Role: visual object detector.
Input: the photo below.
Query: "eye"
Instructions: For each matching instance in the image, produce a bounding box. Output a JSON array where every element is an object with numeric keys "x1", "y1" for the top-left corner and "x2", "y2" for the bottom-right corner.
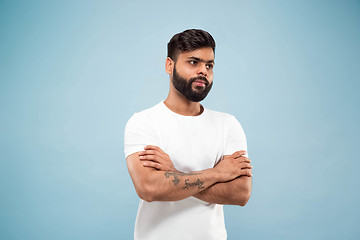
[
  {"x1": 189, "y1": 60, "x2": 198, "y2": 65},
  {"x1": 206, "y1": 64, "x2": 214, "y2": 69}
]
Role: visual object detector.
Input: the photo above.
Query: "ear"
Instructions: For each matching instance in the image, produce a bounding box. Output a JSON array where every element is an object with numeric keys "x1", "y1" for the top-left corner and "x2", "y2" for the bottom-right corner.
[{"x1": 165, "y1": 57, "x2": 174, "y2": 74}]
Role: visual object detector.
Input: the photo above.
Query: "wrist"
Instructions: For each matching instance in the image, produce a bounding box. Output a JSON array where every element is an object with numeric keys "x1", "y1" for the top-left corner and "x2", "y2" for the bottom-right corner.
[{"x1": 207, "y1": 167, "x2": 224, "y2": 183}]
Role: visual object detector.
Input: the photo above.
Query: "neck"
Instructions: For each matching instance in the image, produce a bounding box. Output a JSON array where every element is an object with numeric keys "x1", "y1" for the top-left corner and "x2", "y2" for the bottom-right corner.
[{"x1": 164, "y1": 90, "x2": 203, "y2": 116}]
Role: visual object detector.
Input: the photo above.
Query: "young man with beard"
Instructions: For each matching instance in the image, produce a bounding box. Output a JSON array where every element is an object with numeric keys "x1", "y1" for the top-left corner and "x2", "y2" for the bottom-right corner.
[{"x1": 124, "y1": 29, "x2": 252, "y2": 240}]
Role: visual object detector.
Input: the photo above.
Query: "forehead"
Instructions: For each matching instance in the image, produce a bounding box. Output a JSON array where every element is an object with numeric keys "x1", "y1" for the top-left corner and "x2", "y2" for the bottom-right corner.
[{"x1": 177, "y1": 47, "x2": 215, "y2": 62}]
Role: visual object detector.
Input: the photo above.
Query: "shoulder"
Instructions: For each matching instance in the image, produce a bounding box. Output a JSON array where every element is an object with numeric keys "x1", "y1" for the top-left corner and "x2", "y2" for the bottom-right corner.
[
  {"x1": 124, "y1": 104, "x2": 163, "y2": 157},
  {"x1": 126, "y1": 102, "x2": 163, "y2": 125}
]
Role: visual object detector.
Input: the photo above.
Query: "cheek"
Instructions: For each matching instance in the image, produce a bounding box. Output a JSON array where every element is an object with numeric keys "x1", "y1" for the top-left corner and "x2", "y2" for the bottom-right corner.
[
  {"x1": 207, "y1": 73, "x2": 214, "y2": 82},
  {"x1": 183, "y1": 67, "x2": 196, "y2": 77},
  {"x1": 175, "y1": 63, "x2": 193, "y2": 77}
]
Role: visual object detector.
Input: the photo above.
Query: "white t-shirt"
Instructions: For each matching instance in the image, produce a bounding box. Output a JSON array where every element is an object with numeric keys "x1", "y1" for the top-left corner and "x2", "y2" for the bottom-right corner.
[{"x1": 124, "y1": 102, "x2": 248, "y2": 240}]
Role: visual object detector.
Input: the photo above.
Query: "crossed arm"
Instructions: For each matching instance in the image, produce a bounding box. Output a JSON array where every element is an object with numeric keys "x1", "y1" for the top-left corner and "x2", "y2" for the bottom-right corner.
[{"x1": 126, "y1": 145, "x2": 252, "y2": 206}]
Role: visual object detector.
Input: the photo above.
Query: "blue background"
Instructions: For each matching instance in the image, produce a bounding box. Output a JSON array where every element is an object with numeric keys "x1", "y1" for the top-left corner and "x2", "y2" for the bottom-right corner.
[{"x1": 1, "y1": 0, "x2": 359, "y2": 239}]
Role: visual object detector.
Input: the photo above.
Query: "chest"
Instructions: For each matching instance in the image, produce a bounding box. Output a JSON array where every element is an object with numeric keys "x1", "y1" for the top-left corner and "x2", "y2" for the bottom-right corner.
[{"x1": 156, "y1": 117, "x2": 225, "y2": 172}]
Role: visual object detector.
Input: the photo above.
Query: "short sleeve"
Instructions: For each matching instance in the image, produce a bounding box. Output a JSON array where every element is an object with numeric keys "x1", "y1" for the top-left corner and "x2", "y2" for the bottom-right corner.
[
  {"x1": 224, "y1": 116, "x2": 248, "y2": 157},
  {"x1": 124, "y1": 112, "x2": 159, "y2": 158}
]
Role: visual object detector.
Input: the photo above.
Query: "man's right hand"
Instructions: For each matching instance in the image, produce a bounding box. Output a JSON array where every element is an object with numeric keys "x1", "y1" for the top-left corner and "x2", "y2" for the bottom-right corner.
[{"x1": 214, "y1": 151, "x2": 252, "y2": 182}]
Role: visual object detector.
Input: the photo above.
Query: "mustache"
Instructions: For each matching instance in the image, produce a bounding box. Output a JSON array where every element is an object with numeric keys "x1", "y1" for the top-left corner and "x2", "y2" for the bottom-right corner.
[{"x1": 189, "y1": 76, "x2": 209, "y2": 86}]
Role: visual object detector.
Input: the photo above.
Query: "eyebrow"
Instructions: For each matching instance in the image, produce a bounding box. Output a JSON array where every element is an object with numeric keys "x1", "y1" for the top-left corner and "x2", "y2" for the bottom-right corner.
[{"x1": 187, "y1": 57, "x2": 215, "y2": 64}]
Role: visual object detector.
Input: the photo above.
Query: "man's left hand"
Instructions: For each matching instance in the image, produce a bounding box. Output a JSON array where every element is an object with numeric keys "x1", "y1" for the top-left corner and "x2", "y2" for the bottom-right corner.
[{"x1": 138, "y1": 145, "x2": 176, "y2": 171}]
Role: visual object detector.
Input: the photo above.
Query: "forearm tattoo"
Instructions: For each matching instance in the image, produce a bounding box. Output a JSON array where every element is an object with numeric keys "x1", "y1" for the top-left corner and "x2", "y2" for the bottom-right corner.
[
  {"x1": 183, "y1": 178, "x2": 204, "y2": 190},
  {"x1": 164, "y1": 171, "x2": 204, "y2": 190}
]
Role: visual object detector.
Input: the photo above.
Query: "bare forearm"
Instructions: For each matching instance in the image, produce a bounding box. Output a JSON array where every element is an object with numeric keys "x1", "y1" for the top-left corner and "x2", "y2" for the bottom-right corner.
[
  {"x1": 127, "y1": 149, "x2": 251, "y2": 203},
  {"x1": 194, "y1": 176, "x2": 252, "y2": 206},
  {"x1": 134, "y1": 168, "x2": 219, "y2": 202}
]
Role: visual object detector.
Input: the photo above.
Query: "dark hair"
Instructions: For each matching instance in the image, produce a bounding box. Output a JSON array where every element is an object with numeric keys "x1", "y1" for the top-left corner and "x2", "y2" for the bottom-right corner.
[{"x1": 167, "y1": 29, "x2": 216, "y2": 61}]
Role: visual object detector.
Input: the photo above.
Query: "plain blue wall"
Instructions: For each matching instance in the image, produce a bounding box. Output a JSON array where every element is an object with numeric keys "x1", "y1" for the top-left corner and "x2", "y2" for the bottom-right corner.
[{"x1": 1, "y1": 0, "x2": 359, "y2": 239}]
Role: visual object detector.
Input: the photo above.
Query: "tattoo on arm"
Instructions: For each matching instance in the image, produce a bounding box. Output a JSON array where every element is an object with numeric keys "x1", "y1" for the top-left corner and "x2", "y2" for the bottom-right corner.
[
  {"x1": 183, "y1": 178, "x2": 204, "y2": 190},
  {"x1": 164, "y1": 171, "x2": 201, "y2": 187}
]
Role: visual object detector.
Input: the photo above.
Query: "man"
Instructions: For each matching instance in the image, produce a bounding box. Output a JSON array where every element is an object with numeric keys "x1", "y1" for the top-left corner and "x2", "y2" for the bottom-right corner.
[{"x1": 124, "y1": 29, "x2": 252, "y2": 240}]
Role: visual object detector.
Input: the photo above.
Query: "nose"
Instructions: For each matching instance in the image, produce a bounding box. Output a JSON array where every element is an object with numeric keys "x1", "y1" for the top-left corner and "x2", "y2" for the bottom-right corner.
[{"x1": 197, "y1": 63, "x2": 208, "y2": 77}]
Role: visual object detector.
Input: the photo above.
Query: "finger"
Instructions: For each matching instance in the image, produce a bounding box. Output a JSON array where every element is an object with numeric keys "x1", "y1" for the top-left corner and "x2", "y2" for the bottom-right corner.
[
  {"x1": 239, "y1": 162, "x2": 252, "y2": 169},
  {"x1": 142, "y1": 148, "x2": 171, "y2": 164},
  {"x1": 239, "y1": 168, "x2": 252, "y2": 177},
  {"x1": 139, "y1": 150, "x2": 171, "y2": 161},
  {"x1": 139, "y1": 154, "x2": 162, "y2": 163},
  {"x1": 232, "y1": 150, "x2": 246, "y2": 158},
  {"x1": 144, "y1": 145, "x2": 166, "y2": 154},
  {"x1": 237, "y1": 157, "x2": 251, "y2": 163},
  {"x1": 139, "y1": 150, "x2": 167, "y2": 162},
  {"x1": 139, "y1": 150, "x2": 158, "y2": 156},
  {"x1": 144, "y1": 145, "x2": 159, "y2": 150},
  {"x1": 142, "y1": 161, "x2": 163, "y2": 170}
]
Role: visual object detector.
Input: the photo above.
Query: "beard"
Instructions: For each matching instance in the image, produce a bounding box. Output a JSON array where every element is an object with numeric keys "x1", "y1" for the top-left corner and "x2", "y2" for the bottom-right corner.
[{"x1": 172, "y1": 65, "x2": 213, "y2": 102}]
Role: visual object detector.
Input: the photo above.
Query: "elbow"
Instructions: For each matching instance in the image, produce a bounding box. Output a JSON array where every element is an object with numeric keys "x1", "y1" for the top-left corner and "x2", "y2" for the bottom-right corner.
[
  {"x1": 135, "y1": 179, "x2": 167, "y2": 202},
  {"x1": 136, "y1": 183, "x2": 157, "y2": 202},
  {"x1": 138, "y1": 191, "x2": 154, "y2": 202},
  {"x1": 239, "y1": 193, "x2": 251, "y2": 207},
  {"x1": 235, "y1": 189, "x2": 251, "y2": 207}
]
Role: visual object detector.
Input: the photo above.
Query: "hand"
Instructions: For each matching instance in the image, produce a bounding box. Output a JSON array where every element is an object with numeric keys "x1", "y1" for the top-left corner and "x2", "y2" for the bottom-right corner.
[
  {"x1": 138, "y1": 145, "x2": 177, "y2": 171},
  {"x1": 214, "y1": 150, "x2": 252, "y2": 182}
]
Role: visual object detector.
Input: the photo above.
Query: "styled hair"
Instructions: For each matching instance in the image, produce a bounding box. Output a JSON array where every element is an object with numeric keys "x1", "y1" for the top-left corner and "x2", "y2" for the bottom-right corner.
[{"x1": 167, "y1": 29, "x2": 216, "y2": 61}]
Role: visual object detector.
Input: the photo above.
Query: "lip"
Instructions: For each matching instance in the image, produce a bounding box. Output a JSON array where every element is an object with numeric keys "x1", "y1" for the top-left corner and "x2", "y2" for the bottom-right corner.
[{"x1": 193, "y1": 80, "x2": 206, "y2": 87}]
